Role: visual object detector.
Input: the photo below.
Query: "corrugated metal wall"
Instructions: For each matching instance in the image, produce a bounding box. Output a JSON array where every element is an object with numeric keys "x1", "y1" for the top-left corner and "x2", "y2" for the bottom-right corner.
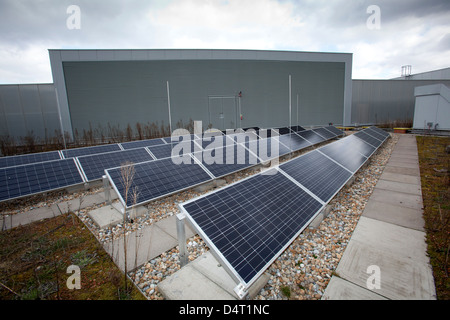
[
  {"x1": 62, "y1": 59, "x2": 346, "y2": 136},
  {"x1": 351, "y1": 79, "x2": 450, "y2": 125},
  {"x1": 0, "y1": 84, "x2": 61, "y2": 141}
]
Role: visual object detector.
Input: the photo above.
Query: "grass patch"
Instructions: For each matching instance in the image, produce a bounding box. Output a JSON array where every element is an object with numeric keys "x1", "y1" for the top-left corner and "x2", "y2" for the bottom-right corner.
[
  {"x1": 416, "y1": 135, "x2": 450, "y2": 300},
  {"x1": 0, "y1": 212, "x2": 145, "y2": 300}
]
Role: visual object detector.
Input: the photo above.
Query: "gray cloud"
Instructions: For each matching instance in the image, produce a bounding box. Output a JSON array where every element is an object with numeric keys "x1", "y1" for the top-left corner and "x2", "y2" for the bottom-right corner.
[{"x1": 0, "y1": 0, "x2": 449, "y2": 83}]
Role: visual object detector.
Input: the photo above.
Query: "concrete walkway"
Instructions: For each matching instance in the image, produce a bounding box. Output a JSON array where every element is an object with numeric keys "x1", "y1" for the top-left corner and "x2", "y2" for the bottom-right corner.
[{"x1": 322, "y1": 134, "x2": 436, "y2": 300}]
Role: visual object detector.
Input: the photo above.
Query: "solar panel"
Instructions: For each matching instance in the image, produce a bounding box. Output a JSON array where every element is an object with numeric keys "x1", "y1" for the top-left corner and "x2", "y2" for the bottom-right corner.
[
  {"x1": 162, "y1": 134, "x2": 198, "y2": 144},
  {"x1": 296, "y1": 130, "x2": 326, "y2": 144},
  {"x1": 273, "y1": 127, "x2": 292, "y2": 135},
  {"x1": 0, "y1": 159, "x2": 84, "y2": 202},
  {"x1": 312, "y1": 127, "x2": 337, "y2": 140},
  {"x1": 106, "y1": 156, "x2": 212, "y2": 208},
  {"x1": 279, "y1": 150, "x2": 352, "y2": 203},
  {"x1": 192, "y1": 143, "x2": 259, "y2": 179},
  {"x1": 148, "y1": 139, "x2": 202, "y2": 160},
  {"x1": 366, "y1": 127, "x2": 388, "y2": 141},
  {"x1": 120, "y1": 138, "x2": 165, "y2": 150},
  {"x1": 62, "y1": 144, "x2": 121, "y2": 158},
  {"x1": 199, "y1": 134, "x2": 233, "y2": 150},
  {"x1": 324, "y1": 126, "x2": 344, "y2": 137},
  {"x1": 0, "y1": 151, "x2": 61, "y2": 169},
  {"x1": 180, "y1": 168, "x2": 323, "y2": 289},
  {"x1": 278, "y1": 133, "x2": 312, "y2": 152},
  {"x1": 353, "y1": 131, "x2": 383, "y2": 148},
  {"x1": 290, "y1": 125, "x2": 306, "y2": 132},
  {"x1": 244, "y1": 137, "x2": 292, "y2": 161},
  {"x1": 77, "y1": 148, "x2": 154, "y2": 181},
  {"x1": 341, "y1": 134, "x2": 376, "y2": 158},
  {"x1": 368, "y1": 126, "x2": 390, "y2": 139},
  {"x1": 317, "y1": 136, "x2": 368, "y2": 173}
]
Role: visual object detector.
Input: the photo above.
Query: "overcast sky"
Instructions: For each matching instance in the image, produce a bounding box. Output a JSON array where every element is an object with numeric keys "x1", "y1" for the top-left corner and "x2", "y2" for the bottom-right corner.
[{"x1": 0, "y1": 0, "x2": 449, "y2": 84}]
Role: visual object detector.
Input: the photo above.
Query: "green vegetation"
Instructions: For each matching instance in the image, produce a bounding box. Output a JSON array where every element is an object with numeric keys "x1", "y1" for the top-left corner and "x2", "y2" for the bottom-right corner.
[
  {"x1": 416, "y1": 135, "x2": 450, "y2": 300},
  {"x1": 0, "y1": 212, "x2": 145, "y2": 300}
]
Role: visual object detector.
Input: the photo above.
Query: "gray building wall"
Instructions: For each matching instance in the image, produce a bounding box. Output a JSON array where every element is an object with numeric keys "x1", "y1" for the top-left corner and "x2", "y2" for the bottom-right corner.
[
  {"x1": 351, "y1": 79, "x2": 450, "y2": 125},
  {"x1": 50, "y1": 49, "x2": 353, "y2": 140},
  {"x1": 0, "y1": 84, "x2": 61, "y2": 141},
  {"x1": 62, "y1": 59, "x2": 346, "y2": 135}
]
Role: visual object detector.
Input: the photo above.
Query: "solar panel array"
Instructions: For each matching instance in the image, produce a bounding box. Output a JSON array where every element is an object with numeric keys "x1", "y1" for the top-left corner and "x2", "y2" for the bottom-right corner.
[
  {"x1": 179, "y1": 127, "x2": 389, "y2": 296},
  {"x1": 105, "y1": 126, "x2": 344, "y2": 209},
  {"x1": 0, "y1": 125, "x2": 345, "y2": 203}
]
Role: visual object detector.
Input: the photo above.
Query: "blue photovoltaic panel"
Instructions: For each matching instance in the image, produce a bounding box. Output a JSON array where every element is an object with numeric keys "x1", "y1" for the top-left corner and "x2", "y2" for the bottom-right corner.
[
  {"x1": 368, "y1": 126, "x2": 390, "y2": 139},
  {"x1": 317, "y1": 136, "x2": 368, "y2": 173},
  {"x1": 296, "y1": 130, "x2": 326, "y2": 144},
  {"x1": 148, "y1": 140, "x2": 201, "y2": 159},
  {"x1": 340, "y1": 134, "x2": 376, "y2": 158},
  {"x1": 62, "y1": 144, "x2": 121, "y2": 158},
  {"x1": 199, "y1": 134, "x2": 232, "y2": 150},
  {"x1": 280, "y1": 150, "x2": 352, "y2": 203},
  {"x1": 324, "y1": 126, "x2": 344, "y2": 137},
  {"x1": 312, "y1": 127, "x2": 336, "y2": 140},
  {"x1": 278, "y1": 133, "x2": 312, "y2": 152},
  {"x1": 192, "y1": 143, "x2": 259, "y2": 179},
  {"x1": 181, "y1": 169, "x2": 323, "y2": 286},
  {"x1": 77, "y1": 148, "x2": 154, "y2": 181},
  {"x1": 0, "y1": 158, "x2": 84, "y2": 202},
  {"x1": 0, "y1": 151, "x2": 61, "y2": 169},
  {"x1": 120, "y1": 138, "x2": 165, "y2": 150},
  {"x1": 353, "y1": 131, "x2": 383, "y2": 148},
  {"x1": 366, "y1": 127, "x2": 388, "y2": 141},
  {"x1": 273, "y1": 127, "x2": 292, "y2": 135},
  {"x1": 290, "y1": 126, "x2": 305, "y2": 132},
  {"x1": 106, "y1": 157, "x2": 212, "y2": 208},
  {"x1": 162, "y1": 134, "x2": 198, "y2": 144},
  {"x1": 244, "y1": 137, "x2": 291, "y2": 161}
]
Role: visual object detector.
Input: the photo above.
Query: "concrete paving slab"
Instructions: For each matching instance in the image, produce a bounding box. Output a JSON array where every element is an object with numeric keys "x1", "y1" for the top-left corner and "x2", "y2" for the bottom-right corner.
[
  {"x1": 322, "y1": 276, "x2": 387, "y2": 300},
  {"x1": 103, "y1": 223, "x2": 178, "y2": 272},
  {"x1": 335, "y1": 237, "x2": 436, "y2": 300},
  {"x1": 158, "y1": 251, "x2": 270, "y2": 300},
  {"x1": 380, "y1": 171, "x2": 421, "y2": 185},
  {"x1": 386, "y1": 160, "x2": 421, "y2": 169},
  {"x1": 375, "y1": 179, "x2": 422, "y2": 196},
  {"x1": 350, "y1": 217, "x2": 428, "y2": 261},
  {"x1": 158, "y1": 255, "x2": 237, "y2": 300},
  {"x1": 383, "y1": 165, "x2": 420, "y2": 177},
  {"x1": 88, "y1": 203, "x2": 123, "y2": 229},
  {"x1": 1, "y1": 203, "x2": 61, "y2": 230},
  {"x1": 157, "y1": 215, "x2": 195, "y2": 239},
  {"x1": 362, "y1": 200, "x2": 425, "y2": 231},
  {"x1": 388, "y1": 156, "x2": 419, "y2": 164},
  {"x1": 369, "y1": 188, "x2": 423, "y2": 210}
]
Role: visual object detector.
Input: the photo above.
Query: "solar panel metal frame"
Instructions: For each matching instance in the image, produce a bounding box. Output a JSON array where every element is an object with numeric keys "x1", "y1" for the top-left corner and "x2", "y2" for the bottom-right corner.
[
  {"x1": 0, "y1": 158, "x2": 86, "y2": 202},
  {"x1": 179, "y1": 167, "x2": 326, "y2": 295}
]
